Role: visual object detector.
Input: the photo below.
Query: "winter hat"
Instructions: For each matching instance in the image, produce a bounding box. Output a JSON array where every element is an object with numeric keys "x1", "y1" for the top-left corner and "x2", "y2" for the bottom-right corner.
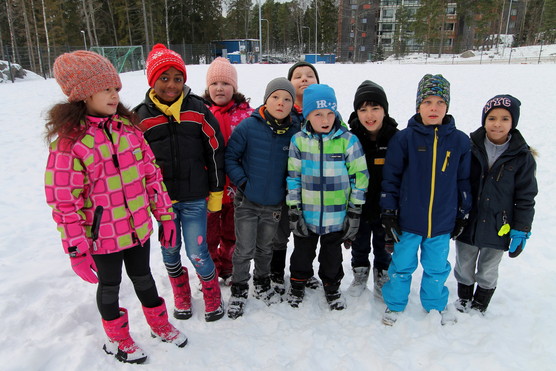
[
  {"x1": 53, "y1": 50, "x2": 121, "y2": 102},
  {"x1": 206, "y1": 57, "x2": 238, "y2": 91},
  {"x1": 416, "y1": 74, "x2": 450, "y2": 111},
  {"x1": 353, "y1": 80, "x2": 389, "y2": 115},
  {"x1": 146, "y1": 43, "x2": 187, "y2": 88},
  {"x1": 287, "y1": 61, "x2": 320, "y2": 83},
  {"x1": 482, "y1": 94, "x2": 521, "y2": 129},
  {"x1": 264, "y1": 77, "x2": 296, "y2": 104},
  {"x1": 303, "y1": 84, "x2": 337, "y2": 118}
]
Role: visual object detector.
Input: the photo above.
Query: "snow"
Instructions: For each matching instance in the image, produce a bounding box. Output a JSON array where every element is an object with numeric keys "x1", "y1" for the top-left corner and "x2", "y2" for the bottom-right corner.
[{"x1": 1, "y1": 54, "x2": 555, "y2": 370}]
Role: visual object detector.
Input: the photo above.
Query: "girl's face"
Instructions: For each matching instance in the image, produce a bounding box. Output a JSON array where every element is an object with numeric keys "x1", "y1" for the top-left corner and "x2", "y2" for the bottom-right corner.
[
  {"x1": 265, "y1": 90, "x2": 293, "y2": 120},
  {"x1": 208, "y1": 81, "x2": 234, "y2": 106},
  {"x1": 153, "y1": 67, "x2": 184, "y2": 104},
  {"x1": 357, "y1": 102, "x2": 385, "y2": 135},
  {"x1": 418, "y1": 95, "x2": 447, "y2": 126},
  {"x1": 484, "y1": 108, "x2": 512, "y2": 144},
  {"x1": 307, "y1": 108, "x2": 336, "y2": 134},
  {"x1": 290, "y1": 66, "x2": 318, "y2": 106},
  {"x1": 86, "y1": 87, "x2": 120, "y2": 116}
]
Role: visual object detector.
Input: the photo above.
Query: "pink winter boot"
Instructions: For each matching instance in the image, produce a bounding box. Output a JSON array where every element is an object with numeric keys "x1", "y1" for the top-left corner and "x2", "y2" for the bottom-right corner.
[
  {"x1": 169, "y1": 268, "x2": 192, "y2": 320},
  {"x1": 142, "y1": 298, "x2": 188, "y2": 348},
  {"x1": 102, "y1": 308, "x2": 147, "y2": 364},
  {"x1": 200, "y1": 275, "x2": 225, "y2": 322}
]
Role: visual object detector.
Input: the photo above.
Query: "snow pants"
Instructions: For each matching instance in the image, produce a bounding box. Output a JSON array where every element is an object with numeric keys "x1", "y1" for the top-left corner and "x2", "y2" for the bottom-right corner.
[
  {"x1": 207, "y1": 202, "x2": 236, "y2": 277},
  {"x1": 454, "y1": 241, "x2": 504, "y2": 290},
  {"x1": 350, "y1": 218, "x2": 391, "y2": 271},
  {"x1": 382, "y1": 231, "x2": 451, "y2": 312}
]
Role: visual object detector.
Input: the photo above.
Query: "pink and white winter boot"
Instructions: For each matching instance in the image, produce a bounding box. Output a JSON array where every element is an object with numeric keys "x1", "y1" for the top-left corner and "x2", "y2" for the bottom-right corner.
[
  {"x1": 169, "y1": 268, "x2": 192, "y2": 320},
  {"x1": 142, "y1": 298, "x2": 188, "y2": 348},
  {"x1": 102, "y1": 308, "x2": 148, "y2": 364},
  {"x1": 200, "y1": 275, "x2": 225, "y2": 322}
]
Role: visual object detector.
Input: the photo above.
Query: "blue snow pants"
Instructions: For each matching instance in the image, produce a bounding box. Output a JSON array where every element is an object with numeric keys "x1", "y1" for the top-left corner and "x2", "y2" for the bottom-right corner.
[{"x1": 382, "y1": 231, "x2": 451, "y2": 312}]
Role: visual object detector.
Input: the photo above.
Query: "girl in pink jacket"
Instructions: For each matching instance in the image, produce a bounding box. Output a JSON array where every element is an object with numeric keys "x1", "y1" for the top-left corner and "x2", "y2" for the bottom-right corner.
[
  {"x1": 44, "y1": 51, "x2": 186, "y2": 364},
  {"x1": 203, "y1": 57, "x2": 253, "y2": 284}
]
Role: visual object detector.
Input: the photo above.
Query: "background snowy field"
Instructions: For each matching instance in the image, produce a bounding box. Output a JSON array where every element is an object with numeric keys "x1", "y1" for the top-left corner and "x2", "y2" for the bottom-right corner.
[{"x1": 0, "y1": 58, "x2": 555, "y2": 370}]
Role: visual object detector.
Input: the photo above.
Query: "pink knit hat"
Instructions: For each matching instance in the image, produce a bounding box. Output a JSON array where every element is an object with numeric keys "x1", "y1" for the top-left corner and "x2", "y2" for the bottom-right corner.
[
  {"x1": 53, "y1": 50, "x2": 122, "y2": 102},
  {"x1": 206, "y1": 57, "x2": 238, "y2": 91},
  {"x1": 146, "y1": 44, "x2": 187, "y2": 88}
]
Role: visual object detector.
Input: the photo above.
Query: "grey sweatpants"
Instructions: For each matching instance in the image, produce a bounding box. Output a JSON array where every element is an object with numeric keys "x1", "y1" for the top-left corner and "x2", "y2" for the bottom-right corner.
[{"x1": 454, "y1": 241, "x2": 504, "y2": 289}]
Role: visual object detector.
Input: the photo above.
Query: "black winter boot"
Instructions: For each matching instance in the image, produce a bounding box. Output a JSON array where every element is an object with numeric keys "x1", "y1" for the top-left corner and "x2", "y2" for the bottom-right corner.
[
  {"x1": 455, "y1": 283, "x2": 474, "y2": 313},
  {"x1": 323, "y1": 282, "x2": 346, "y2": 311},
  {"x1": 471, "y1": 286, "x2": 496, "y2": 313},
  {"x1": 227, "y1": 283, "x2": 249, "y2": 319},
  {"x1": 253, "y1": 276, "x2": 282, "y2": 305},
  {"x1": 287, "y1": 279, "x2": 306, "y2": 308}
]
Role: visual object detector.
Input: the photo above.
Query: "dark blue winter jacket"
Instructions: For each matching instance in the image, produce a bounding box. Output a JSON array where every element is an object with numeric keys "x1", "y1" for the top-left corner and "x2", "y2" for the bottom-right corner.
[
  {"x1": 380, "y1": 114, "x2": 471, "y2": 238},
  {"x1": 456, "y1": 127, "x2": 537, "y2": 250},
  {"x1": 225, "y1": 105, "x2": 300, "y2": 206}
]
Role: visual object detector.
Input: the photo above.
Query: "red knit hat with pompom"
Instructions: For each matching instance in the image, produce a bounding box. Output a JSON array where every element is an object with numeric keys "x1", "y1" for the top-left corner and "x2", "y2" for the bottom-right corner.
[{"x1": 145, "y1": 44, "x2": 187, "y2": 88}]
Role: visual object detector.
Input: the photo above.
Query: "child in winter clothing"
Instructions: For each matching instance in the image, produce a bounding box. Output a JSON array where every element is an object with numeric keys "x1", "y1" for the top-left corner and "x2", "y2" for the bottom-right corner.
[
  {"x1": 134, "y1": 44, "x2": 226, "y2": 322},
  {"x1": 286, "y1": 84, "x2": 369, "y2": 310},
  {"x1": 44, "y1": 51, "x2": 187, "y2": 364},
  {"x1": 380, "y1": 74, "x2": 471, "y2": 326},
  {"x1": 225, "y1": 77, "x2": 297, "y2": 319},
  {"x1": 203, "y1": 57, "x2": 254, "y2": 285},
  {"x1": 269, "y1": 62, "x2": 321, "y2": 295},
  {"x1": 454, "y1": 95, "x2": 537, "y2": 314},
  {"x1": 346, "y1": 80, "x2": 399, "y2": 299}
]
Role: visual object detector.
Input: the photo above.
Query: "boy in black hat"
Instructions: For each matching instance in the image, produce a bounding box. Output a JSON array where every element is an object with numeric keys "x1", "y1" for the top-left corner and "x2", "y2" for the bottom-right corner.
[{"x1": 346, "y1": 80, "x2": 399, "y2": 299}]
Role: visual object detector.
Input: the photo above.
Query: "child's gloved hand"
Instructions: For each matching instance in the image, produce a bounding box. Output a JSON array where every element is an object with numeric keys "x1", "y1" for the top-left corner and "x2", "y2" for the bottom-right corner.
[
  {"x1": 289, "y1": 206, "x2": 308, "y2": 237},
  {"x1": 381, "y1": 210, "x2": 401, "y2": 243},
  {"x1": 159, "y1": 220, "x2": 177, "y2": 248},
  {"x1": 342, "y1": 206, "x2": 362, "y2": 241},
  {"x1": 450, "y1": 218, "x2": 468, "y2": 240},
  {"x1": 207, "y1": 191, "x2": 223, "y2": 213},
  {"x1": 508, "y1": 229, "x2": 531, "y2": 258},
  {"x1": 69, "y1": 245, "x2": 98, "y2": 284},
  {"x1": 384, "y1": 234, "x2": 395, "y2": 254}
]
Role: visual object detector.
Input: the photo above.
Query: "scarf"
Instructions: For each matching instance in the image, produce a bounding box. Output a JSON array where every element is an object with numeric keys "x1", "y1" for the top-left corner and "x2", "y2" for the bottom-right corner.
[{"x1": 149, "y1": 89, "x2": 184, "y2": 123}]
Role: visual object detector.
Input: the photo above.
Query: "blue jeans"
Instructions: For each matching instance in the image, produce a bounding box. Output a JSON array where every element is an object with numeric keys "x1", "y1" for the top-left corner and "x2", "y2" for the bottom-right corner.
[
  {"x1": 232, "y1": 192, "x2": 282, "y2": 285},
  {"x1": 382, "y1": 231, "x2": 451, "y2": 312},
  {"x1": 160, "y1": 199, "x2": 216, "y2": 278},
  {"x1": 350, "y1": 218, "x2": 391, "y2": 271}
]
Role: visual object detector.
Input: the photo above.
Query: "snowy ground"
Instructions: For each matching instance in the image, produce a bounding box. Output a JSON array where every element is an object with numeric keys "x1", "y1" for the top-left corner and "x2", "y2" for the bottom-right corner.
[{"x1": 1, "y1": 59, "x2": 555, "y2": 370}]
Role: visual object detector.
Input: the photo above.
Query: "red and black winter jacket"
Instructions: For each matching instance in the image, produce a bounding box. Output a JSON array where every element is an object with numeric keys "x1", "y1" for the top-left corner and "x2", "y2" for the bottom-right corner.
[{"x1": 134, "y1": 86, "x2": 225, "y2": 202}]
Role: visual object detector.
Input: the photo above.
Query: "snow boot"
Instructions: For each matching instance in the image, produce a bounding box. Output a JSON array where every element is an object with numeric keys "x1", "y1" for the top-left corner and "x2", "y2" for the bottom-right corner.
[
  {"x1": 270, "y1": 272, "x2": 286, "y2": 296},
  {"x1": 324, "y1": 283, "x2": 346, "y2": 311},
  {"x1": 253, "y1": 276, "x2": 282, "y2": 305},
  {"x1": 440, "y1": 305, "x2": 457, "y2": 326},
  {"x1": 102, "y1": 308, "x2": 148, "y2": 364},
  {"x1": 227, "y1": 282, "x2": 249, "y2": 319},
  {"x1": 471, "y1": 286, "x2": 496, "y2": 314},
  {"x1": 142, "y1": 298, "x2": 188, "y2": 348},
  {"x1": 200, "y1": 275, "x2": 225, "y2": 322},
  {"x1": 382, "y1": 308, "x2": 400, "y2": 326},
  {"x1": 347, "y1": 266, "x2": 370, "y2": 297},
  {"x1": 287, "y1": 279, "x2": 306, "y2": 308},
  {"x1": 373, "y1": 267, "x2": 389, "y2": 300},
  {"x1": 168, "y1": 268, "x2": 192, "y2": 320},
  {"x1": 305, "y1": 276, "x2": 321, "y2": 289},
  {"x1": 455, "y1": 282, "x2": 474, "y2": 313}
]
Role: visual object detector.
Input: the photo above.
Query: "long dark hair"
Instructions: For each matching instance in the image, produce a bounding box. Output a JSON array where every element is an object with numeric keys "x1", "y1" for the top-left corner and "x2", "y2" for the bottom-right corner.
[{"x1": 44, "y1": 101, "x2": 137, "y2": 144}]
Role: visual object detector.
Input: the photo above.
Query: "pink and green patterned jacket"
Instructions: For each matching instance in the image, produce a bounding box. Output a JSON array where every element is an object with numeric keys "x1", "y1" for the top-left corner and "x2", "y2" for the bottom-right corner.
[{"x1": 45, "y1": 115, "x2": 174, "y2": 255}]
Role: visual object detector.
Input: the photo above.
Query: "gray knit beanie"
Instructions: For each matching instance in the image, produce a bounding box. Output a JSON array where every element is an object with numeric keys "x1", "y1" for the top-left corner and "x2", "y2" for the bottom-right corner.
[{"x1": 264, "y1": 77, "x2": 296, "y2": 104}]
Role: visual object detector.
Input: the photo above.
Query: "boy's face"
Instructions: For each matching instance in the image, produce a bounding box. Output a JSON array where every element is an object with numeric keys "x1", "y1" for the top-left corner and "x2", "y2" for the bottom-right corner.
[
  {"x1": 208, "y1": 81, "x2": 234, "y2": 107},
  {"x1": 484, "y1": 108, "x2": 512, "y2": 144},
  {"x1": 418, "y1": 95, "x2": 447, "y2": 126},
  {"x1": 357, "y1": 102, "x2": 385, "y2": 135},
  {"x1": 153, "y1": 67, "x2": 184, "y2": 104},
  {"x1": 307, "y1": 108, "x2": 336, "y2": 134},
  {"x1": 265, "y1": 90, "x2": 293, "y2": 120},
  {"x1": 290, "y1": 66, "x2": 318, "y2": 103}
]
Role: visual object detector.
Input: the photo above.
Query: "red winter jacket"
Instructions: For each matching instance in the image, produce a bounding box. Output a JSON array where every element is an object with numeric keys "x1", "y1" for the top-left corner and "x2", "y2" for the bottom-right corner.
[{"x1": 45, "y1": 115, "x2": 174, "y2": 255}]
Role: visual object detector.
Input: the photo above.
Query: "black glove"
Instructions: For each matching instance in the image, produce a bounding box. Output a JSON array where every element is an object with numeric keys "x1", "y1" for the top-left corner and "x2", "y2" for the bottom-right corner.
[
  {"x1": 289, "y1": 206, "x2": 309, "y2": 237},
  {"x1": 342, "y1": 206, "x2": 362, "y2": 242},
  {"x1": 450, "y1": 218, "x2": 468, "y2": 240},
  {"x1": 381, "y1": 210, "x2": 402, "y2": 243},
  {"x1": 384, "y1": 234, "x2": 395, "y2": 254}
]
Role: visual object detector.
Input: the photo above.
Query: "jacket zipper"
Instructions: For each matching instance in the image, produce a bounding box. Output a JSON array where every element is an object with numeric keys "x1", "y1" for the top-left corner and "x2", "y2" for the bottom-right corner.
[
  {"x1": 319, "y1": 135, "x2": 324, "y2": 230},
  {"x1": 427, "y1": 127, "x2": 439, "y2": 238},
  {"x1": 441, "y1": 151, "x2": 451, "y2": 172}
]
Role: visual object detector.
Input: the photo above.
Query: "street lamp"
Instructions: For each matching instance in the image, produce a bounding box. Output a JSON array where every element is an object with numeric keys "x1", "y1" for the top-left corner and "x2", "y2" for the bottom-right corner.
[
  {"x1": 258, "y1": 0, "x2": 262, "y2": 62},
  {"x1": 302, "y1": 26, "x2": 310, "y2": 55},
  {"x1": 261, "y1": 19, "x2": 270, "y2": 58},
  {"x1": 80, "y1": 30, "x2": 87, "y2": 50}
]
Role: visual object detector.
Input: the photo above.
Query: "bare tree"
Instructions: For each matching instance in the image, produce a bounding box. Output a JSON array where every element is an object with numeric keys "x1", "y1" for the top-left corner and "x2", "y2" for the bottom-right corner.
[
  {"x1": 40, "y1": 0, "x2": 52, "y2": 75},
  {"x1": 141, "y1": 0, "x2": 150, "y2": 47},
  {"x1": 5, "y1": 0, "x2": 17, "y2": 62},
  {"x1": 20, "y1": 0, "x2": 37, "y2": 71}
]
